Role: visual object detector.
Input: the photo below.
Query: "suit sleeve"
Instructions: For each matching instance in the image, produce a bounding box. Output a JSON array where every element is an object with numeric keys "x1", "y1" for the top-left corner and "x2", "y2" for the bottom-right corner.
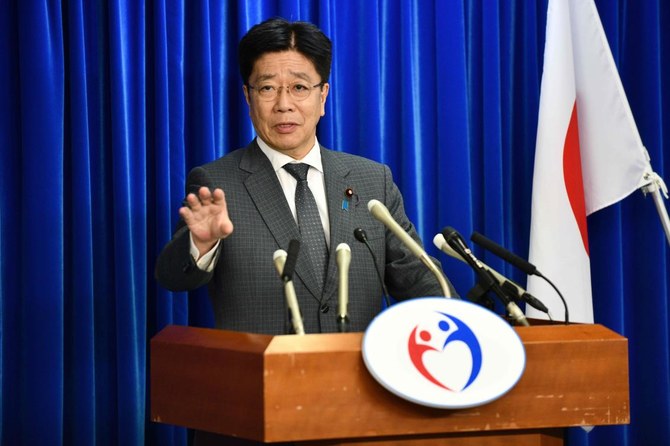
[
  {"x1": 154, "y1": 167, "x2": 219, "y2": 292},
  {"x1": 380, "y1": 165, "x2": 459, "y2": 299}
]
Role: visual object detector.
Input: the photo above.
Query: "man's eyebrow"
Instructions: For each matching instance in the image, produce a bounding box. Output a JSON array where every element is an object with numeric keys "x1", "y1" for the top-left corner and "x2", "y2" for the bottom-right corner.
[
  {"x1": 288, "y1": 71, "x2": 312, "y2": 82},
  {"x1": 254, "y1": 73, "x2": 277, "y2": 83},
  {"x1": 253, "y1": 71, "x2": 313, "y2": 83}
]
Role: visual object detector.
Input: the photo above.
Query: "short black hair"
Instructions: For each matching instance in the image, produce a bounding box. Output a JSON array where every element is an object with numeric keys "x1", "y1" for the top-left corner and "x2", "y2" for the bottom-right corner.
[{"x1": 238, "y1": 18, "x2": 332, "y2": 85}]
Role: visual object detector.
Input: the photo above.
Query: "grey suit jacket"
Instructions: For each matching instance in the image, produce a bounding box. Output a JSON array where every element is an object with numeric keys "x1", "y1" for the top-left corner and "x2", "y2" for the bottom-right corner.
[{"x1": 155, "y1": 141, "x2": 455, "y2": 334}]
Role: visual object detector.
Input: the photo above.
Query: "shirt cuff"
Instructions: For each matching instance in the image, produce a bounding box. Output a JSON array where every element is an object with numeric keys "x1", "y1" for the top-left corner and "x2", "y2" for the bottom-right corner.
[{"x1": 189, "y1": 232, "x2": 220, "y2": 272}]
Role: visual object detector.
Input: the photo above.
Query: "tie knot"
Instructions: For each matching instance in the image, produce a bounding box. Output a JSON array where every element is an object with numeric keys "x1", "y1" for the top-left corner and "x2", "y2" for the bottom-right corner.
[{"x1": 283, "y1": 163, "x2": 310, "y2": 181}]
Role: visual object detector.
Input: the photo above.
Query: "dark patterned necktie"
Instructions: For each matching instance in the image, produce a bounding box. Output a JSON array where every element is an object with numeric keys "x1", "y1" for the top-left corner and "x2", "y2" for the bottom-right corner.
[{"x1": 283, "y1": 163, "x2": 328, "y2": 289}]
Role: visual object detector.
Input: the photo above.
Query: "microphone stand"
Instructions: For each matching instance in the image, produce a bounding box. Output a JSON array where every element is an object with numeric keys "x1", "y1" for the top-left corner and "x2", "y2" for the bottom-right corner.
[
  {"x1": 466, "y1": 281, "x2": 496, "y2": 312},
  {"x1": 467, "y1": 266, "x2": 530, "y2": 326},
  {"x1": 336, "y1": 314, "x2": 350, "y2": 333}
]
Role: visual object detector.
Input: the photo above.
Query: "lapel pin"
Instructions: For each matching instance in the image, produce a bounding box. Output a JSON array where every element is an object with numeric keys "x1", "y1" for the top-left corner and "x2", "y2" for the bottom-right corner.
[{"x1": 342, "y1": 187, "x2": 355, "y2": 211}]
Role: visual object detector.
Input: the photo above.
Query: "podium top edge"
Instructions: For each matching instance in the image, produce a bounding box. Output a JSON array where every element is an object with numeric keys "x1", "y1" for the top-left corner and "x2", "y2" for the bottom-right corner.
[
  {"x1": 151, "y1": 323, "x2": 625, "y2": 355},
  {"x1": 514, "y1": 323, "x2": 626, "y2": 342},
  {"x1": 151, "y1": 325, "x2": 274, "y2": 352}
]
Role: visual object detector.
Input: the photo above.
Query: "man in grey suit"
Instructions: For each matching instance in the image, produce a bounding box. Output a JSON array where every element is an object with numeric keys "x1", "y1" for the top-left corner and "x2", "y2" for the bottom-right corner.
[{"x1": 155, "y1": 18, "x2": 456, "y2": 336}]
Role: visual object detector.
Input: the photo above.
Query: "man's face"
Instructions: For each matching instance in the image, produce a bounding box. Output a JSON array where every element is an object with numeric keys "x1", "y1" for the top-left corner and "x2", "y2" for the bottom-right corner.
[{"x1": 243, "y1": 50, "x2": 329, "y2": 159}]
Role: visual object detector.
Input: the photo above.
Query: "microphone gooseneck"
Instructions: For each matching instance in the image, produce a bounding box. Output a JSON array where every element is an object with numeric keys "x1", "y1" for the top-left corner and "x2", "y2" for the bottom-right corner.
[
  {"x1": 367, "y1": 200, "x2": 453, "y2": 298},
  {"x1": 336, "y1": 243, "x2": 351, "y2": 332},
  {"x1": 273, "y1": 242, "x2": 305, "y2": 335},
  {"x1": 354, "y1": 228, "x2": 392, "y2": 309}
]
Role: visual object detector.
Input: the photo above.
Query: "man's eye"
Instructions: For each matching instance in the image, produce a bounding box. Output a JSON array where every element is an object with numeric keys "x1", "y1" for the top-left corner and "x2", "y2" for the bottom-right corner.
[
  {"x1": 259, "y1": 85, "x2": 275, "y2": 92},
  {"x1": 292, "y1": 84, "x2": 308, "y2": 92}
]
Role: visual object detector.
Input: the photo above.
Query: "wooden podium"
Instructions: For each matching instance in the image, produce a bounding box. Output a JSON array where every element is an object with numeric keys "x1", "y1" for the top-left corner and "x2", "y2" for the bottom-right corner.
[{"x1": 150, "y1": 323, "x2": 629, "y2": 445}]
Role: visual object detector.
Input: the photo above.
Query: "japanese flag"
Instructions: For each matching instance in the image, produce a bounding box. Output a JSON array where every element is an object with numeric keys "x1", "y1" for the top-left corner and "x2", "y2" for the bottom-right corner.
[{"x1": 527, "y1": 0, "x2": 651, "y2": 323}]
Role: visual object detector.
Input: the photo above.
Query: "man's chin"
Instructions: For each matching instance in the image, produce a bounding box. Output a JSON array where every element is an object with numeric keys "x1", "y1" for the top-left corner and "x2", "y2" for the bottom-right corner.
[{"x1": 267, "y1": 137, "x2": 313, "y2": 157}]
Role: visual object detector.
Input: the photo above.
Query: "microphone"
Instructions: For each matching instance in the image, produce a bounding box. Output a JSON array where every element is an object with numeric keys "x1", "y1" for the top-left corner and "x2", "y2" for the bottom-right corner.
[
  {"x1": 272, "y1": 240, "x2": 305, "y2": 335},
  {"x1": 500, "y1": 281, "x2": 549, "y2": 314},
  {"x1": 470, "y1": 231, "x2": 568, "y2": 322},
  {"x1": 367, "y1": 199, "x2": 453, "y2": 298},
  {"x1": 433, "y1": 234, "x2": 548, "y2": 314},
  {"x1": 470, "y1": 231, "x2": 538, "y2": 276},
  {"x1": 336, "y1": 243, "x2": 351, "y2": 332},
  {"x1": 273, "y1": 249, "x2": 287, "y2": 276},
  {"x1": 282, "y1": 239, "x2": 300, "y2": 282},
  {"x1": 273, "y1": 249, "x2": 294, "y2": 334},
  {"x1": 440, "y1": 227, "x2": 529, "y2": 326},
  {"x1": 354, "y1": 228, "x2": 392, "y2": 309}
]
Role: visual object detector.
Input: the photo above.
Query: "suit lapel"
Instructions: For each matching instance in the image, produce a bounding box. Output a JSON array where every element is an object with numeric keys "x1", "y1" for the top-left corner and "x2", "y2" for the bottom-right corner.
[
  {"x1": 240, "y1": 141, "x2": 322, "y2": 300},
  {"x1": 321, "y1": 148, "x2": 354, "y2": 303}
]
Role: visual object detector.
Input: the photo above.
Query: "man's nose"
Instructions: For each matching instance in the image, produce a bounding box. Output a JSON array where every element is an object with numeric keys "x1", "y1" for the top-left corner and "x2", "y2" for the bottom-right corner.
[{"x1": 274, "y1": 86, "x2": 295, "y2": 110}]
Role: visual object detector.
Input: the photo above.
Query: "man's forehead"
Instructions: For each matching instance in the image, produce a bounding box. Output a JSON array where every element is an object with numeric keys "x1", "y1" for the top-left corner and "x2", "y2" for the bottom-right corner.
[{"x1": 251, "y1": 51, "x2": 318, "y2": 80}]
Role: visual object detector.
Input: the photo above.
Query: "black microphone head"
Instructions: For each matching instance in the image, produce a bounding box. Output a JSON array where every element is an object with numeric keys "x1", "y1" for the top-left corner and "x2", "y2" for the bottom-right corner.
[
  {"x1": 470, "y1": 231, "x2": 537, "y2": 276},
  {"x1": 441, "y1": 226, "x2": 460, "y2": 242},
  {"x1": 353, "y1": 228, "x2": 368, "y2": 243},
  {"x1": 282, "y1": 239, "x2": 301, "y2": 281},
  {"x1": 287, "y1": 238, "x2": 301, "y2": 255},
  {"x1": 470, "y1": 231, "x2": 487, "y2": 245}
]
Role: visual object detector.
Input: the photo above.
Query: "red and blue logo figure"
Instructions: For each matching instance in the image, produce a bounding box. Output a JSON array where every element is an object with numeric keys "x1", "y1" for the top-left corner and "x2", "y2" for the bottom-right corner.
[{"x1": 408, "y1": 312, "x2": 482, "y2": 391}]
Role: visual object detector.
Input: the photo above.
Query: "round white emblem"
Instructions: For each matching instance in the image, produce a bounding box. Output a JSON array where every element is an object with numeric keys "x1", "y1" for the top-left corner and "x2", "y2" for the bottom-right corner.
[{"x1": 362, "y1": 297, "x2": 526, "y2": 408}]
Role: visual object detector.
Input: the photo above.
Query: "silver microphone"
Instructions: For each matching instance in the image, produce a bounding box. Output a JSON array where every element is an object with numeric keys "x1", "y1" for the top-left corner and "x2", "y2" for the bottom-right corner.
[
  {"x1": 336, "y1": 243, "x2": 351, "y2": 332},
  {"x1": 367, "y1": 199, "x2": 453, "y2": 297},
  {"x1": 273, "y1": 248, "x2": 305, "y2": 335},
  {"x1": 273, "y1": 249, "x2": 287, "y2": 275}
]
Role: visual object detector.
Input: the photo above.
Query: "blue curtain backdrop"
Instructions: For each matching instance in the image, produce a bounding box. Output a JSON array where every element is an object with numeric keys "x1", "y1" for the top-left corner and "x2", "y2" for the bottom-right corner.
[{"x1": 1, "y1": 1, "x2": 668, "y2": 445}]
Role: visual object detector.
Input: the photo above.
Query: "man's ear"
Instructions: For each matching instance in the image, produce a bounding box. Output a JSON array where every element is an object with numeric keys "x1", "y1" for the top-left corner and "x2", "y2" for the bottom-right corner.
[
  {"x1": 319, "y1": 83, "x2": 330, "y2": 116},
  {"x1": 243, "y1": 84, "x2": 251, "y2": 106}
]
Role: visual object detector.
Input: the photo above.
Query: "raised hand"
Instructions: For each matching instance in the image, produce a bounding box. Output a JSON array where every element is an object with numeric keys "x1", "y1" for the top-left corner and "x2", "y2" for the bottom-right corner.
[{"x1": 179, "y1": 186, "x2": 234, "y2": 256}]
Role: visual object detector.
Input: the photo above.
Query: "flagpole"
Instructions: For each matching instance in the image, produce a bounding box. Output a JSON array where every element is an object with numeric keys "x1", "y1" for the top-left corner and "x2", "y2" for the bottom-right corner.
[{"x1": 641, "y1": 171, "x2": 670, "y2": 248}]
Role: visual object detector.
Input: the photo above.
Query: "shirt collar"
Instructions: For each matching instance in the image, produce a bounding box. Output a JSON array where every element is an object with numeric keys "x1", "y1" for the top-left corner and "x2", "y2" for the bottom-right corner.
[{"x1": 256, "y1": 137, "x2": 323, "y2": 174}]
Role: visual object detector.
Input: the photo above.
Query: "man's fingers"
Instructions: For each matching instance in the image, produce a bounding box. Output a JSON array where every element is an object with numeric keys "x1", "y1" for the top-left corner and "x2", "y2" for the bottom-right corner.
[
  {"x1": 183, "y1": 192, "x2": 203, "y2": 210},
  {"x1": 211, "y1": 188, "x2": 226, "y2": 206},
  {"x1": 180, "y1": 187, "x2": 225, "y2": 220},
  {"x1": 197, "y1": 186, "x2": 214, "y2": 203},
  {"x1": 183, "y1": 186, "x2": 218, "y2": 210},
  {"x1": 180, "y1": 186, "x2": 233, "y2": 241},
  {"x1": 178, "y1": 205, "x2": 194, "y2": 224}
]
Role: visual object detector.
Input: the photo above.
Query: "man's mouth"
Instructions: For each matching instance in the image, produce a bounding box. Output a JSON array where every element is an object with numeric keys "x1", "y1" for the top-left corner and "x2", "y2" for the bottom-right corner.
[{"x1": 275, "y1": 122, "x2": 298, "y2": 133}]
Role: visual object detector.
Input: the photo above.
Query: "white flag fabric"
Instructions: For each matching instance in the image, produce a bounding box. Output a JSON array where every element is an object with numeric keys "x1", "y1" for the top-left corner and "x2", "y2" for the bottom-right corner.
[{"x1": 527, "y1": 0, "x2": 652, "y2": 323}]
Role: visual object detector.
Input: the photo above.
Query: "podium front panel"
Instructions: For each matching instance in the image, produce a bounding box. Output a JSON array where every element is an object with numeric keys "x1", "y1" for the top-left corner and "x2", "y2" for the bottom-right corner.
[{"x1": 151, "y1": 323, "x2": 629, "y2": 443}]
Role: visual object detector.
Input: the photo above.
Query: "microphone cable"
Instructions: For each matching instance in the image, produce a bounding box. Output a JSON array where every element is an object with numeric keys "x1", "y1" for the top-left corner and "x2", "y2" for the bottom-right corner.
[{"x1": 354, "y1": 228, "x2": 392, "y2": 309}]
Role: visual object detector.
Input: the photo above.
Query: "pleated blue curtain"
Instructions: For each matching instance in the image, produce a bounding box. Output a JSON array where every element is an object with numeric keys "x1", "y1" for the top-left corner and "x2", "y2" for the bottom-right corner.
[
  {"x1": 1, "y1": 1, "x2": 668, "y2": 445},
  {"x1": 1, "y1": 1, "x2": 66, "y2": 444}
]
